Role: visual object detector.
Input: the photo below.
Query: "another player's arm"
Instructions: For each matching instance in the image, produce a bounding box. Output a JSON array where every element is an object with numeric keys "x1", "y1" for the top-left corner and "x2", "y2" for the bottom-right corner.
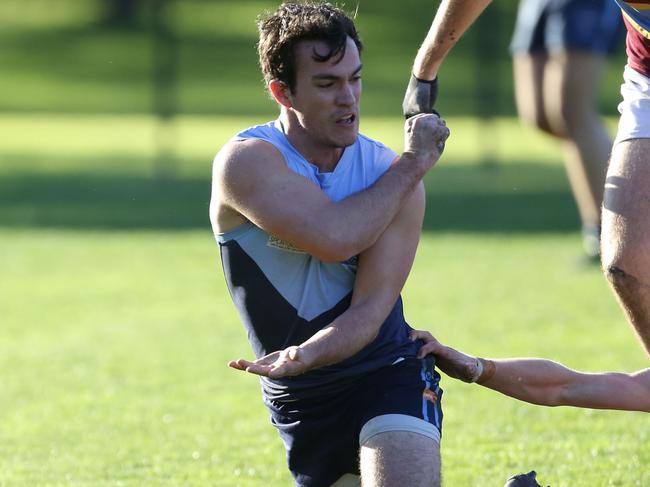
[
  {"x1": 473, "y1": 358, "x2": 650, "y2": 412},
  {"x1": 403, "y1": 0, "x2": 492, "y2": 121},
  {"x1": 411, "y1": 0, "x2": 492, "y2": 80},
  {"x1": 231, "y1": 183, "x2": 425, "y2": 377},
  {"x1": 413, "y1": 330, "x2": 650, "y2": 412},
  {"x1": 212, "y1": 115, "x2": 446, "y2": 262}
]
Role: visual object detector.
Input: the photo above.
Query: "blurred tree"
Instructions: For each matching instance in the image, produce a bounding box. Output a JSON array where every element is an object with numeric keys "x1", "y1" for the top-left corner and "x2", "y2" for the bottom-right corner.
[{"x1": 102, "y1": 0, "x2": 139, "y2": 28}]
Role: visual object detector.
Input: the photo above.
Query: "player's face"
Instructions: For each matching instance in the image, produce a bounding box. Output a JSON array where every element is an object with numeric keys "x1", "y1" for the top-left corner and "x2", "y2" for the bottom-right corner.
[{"x1": 289, "y1": 37, "x2": 362, "y2": 151}]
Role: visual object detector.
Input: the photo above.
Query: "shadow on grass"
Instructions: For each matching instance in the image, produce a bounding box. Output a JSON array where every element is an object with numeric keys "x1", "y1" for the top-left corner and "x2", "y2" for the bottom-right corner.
[{"x1": 0, "y1": 160, "x2": 580, "y2": 233}]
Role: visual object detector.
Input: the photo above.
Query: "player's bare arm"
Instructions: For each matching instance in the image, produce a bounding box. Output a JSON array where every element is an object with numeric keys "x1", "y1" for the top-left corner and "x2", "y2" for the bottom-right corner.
[
  {"x1": 211, "y1": 114, "x2": 446, "y2": 263},
  {"x1": 411, "y1": 330, "x2": 650, "y2": 412},
  {"x1": 411, "y1": 0, "x2": 492, "y2": 80},
  {"x1": 403, "y1": 1, "x2": 492, "y2": 124},
  {"x1": 230, "y1": 182, "x2": 426, "y2": 378}
]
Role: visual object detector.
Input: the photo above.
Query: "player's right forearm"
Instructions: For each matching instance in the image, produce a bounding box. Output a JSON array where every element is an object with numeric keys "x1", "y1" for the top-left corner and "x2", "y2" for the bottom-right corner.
[
  {"x1": 324, "y1": 154, "x2": 428, "y2": 260},
  {"x1": 412, "y1": 0, "x2": 492, "y2": 80},
  {"x1": 320, "y1": 116, "x2": 446, "y2": 261}
]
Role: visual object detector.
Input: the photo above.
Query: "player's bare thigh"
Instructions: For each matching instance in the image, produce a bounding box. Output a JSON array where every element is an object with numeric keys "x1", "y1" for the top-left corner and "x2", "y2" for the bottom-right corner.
[
  {"x1": 512, "y1": 52, "x2": 549, "y2": 131},
  {"x1": 359, "y1": 431, "x2": 441, "y2": 487},
  {"x1": 542, "y1": 51, "x2": 606, "y2": 135},
  {"x1": 513, "y1": 51, "x2": 607, "y2": 137}
]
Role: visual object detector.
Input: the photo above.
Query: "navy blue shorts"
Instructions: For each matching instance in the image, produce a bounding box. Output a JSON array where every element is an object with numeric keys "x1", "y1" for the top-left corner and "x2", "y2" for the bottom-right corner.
[
  {"x1": 265, "y1": 357, "x2": 443, "y2": 487},
  {"x1": 510, "y1": 0, "x2": 624, "y2": 55}
]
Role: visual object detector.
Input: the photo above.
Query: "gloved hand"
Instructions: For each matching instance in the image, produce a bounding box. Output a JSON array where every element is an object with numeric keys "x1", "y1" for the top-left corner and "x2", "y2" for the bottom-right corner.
[{"x1": 402, "y1": 74, "x2": 439, "y2": 119}]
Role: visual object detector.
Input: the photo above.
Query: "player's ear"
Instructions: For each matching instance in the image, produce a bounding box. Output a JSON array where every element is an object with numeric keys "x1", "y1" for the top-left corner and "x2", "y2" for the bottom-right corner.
[{"x1": 269, "y1": 80, "x2": 293, "y2": 108}]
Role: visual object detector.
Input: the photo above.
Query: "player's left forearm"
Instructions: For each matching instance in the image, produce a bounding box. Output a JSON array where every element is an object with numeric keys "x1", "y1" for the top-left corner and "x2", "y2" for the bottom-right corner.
[
  {"x1": 295, "y1": 300, "x2": 391, "y2": 371},
  {"x1": 296, "y1": 185, "x2": 424, "y2": 371}
]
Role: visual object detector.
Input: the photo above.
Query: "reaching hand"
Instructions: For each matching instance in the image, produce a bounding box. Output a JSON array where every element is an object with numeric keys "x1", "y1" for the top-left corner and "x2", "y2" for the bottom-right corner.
[
  {"x1": 410, "y1": 329, "x2": 481, "y2": 383},
  {"x1": 229, "y1": 346, "x2": 310, "y2": 379}
]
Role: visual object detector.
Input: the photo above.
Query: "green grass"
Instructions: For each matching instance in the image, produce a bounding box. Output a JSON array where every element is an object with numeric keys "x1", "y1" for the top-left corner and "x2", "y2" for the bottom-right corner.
[
  {"x1": 1, "y1": 114, "x2": 648, "y2": 486},
  {"x1": 0, "y1": 0, "x2": 627, "y2": 116}
]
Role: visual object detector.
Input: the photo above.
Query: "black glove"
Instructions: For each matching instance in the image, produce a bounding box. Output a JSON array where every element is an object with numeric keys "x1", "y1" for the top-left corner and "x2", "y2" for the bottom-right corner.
[
  {"x1": 402, "y1": 74, "x2": 439, "y2": 119},
  {"x1": 504, "y1": 471, "x2": 548, "y2": 487}
]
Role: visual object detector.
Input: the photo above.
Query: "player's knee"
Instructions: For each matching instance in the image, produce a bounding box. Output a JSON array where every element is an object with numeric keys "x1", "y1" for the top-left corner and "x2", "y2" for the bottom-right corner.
[
  {"x1": 605, "y1": 263, "x2": 635, "y2": 292},
  {"x1": 519, "y1": 110, "x2": 555, "y2": 136},
  {"x1": 603, "y1": 246, "x2": 650, "y2": 291},
  {"x1": 560, "y1": 103, "x2": 599, "y2": 140}
]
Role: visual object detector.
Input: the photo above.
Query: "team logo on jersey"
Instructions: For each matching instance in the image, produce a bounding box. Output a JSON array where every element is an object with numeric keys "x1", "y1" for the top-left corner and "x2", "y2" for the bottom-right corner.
[{"x1": 266, "y1": 235, "x2": 306, "y2": 253}]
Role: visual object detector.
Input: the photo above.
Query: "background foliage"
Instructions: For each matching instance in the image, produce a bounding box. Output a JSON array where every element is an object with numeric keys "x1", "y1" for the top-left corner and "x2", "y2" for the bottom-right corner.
[{"x1": 0, "y1": 0, "x2": 627, "y2": 116}]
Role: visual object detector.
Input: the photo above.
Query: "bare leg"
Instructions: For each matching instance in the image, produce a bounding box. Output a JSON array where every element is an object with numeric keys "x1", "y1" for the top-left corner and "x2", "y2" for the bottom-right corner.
[
  {"x1": 543, "y1": 51, "x2": 611, "y2": 230},
  {"x1": 513, "y1": 53, "x2": 552, "y2": 133},
  {"x1": 513, "y1": 51, "x2": 611, "y2": 252},
  {"x1": 602, "y1": 138, "x2": 650, "y2": 356},
  {"x1": 360, "y1": 431, "x2": 440, "y2": 487}
]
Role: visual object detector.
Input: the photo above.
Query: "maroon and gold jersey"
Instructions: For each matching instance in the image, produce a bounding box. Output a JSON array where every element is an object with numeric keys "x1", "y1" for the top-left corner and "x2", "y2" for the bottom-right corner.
[
  {"x1": 615, "y1": 0, "x2": 650, "y2": 75},
  {"x1": 624, "y1": 16, "x2": 650, "y2": 75}
]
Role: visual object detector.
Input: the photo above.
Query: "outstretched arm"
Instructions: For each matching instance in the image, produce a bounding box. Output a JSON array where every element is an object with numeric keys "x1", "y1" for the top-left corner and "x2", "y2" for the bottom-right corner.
[
  {"x1": 229, "y1": 183, "x2": 426, "y2": 378},
  {"x1": 411, "y1": 0, "x2": 493, "y2": 80},
  {"x1": 411, "y1": 330, "x2": 650, "y2": 412},
  {"x1": 403, "y1": 0, "x2": 492, "y2": 119}
]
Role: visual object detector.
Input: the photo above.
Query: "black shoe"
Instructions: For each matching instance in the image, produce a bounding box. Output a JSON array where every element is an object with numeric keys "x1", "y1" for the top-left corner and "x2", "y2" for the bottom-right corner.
[{"x1": 504, "y1": 470, "x2": 548, "y2": 487}]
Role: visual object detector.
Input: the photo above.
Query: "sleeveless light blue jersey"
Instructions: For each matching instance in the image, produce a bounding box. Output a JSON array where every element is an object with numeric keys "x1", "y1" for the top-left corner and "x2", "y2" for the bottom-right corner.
[{"x1": 217, "y1": 120, "x2": 419, "y2": 401}]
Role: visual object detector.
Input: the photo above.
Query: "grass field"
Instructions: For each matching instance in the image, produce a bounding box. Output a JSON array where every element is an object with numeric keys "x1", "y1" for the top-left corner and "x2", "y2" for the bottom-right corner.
[
  {"x1": 0, "y1": 0, "x2": 626, "y2": 117},
  {"x1": 1, "y1": 113, "x2": 648, "y2": 486}
]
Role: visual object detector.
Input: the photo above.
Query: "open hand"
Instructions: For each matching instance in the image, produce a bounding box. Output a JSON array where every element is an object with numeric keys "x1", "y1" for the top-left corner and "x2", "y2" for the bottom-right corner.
[{"x1": 229, "y1": 346, "x2": 309, "y2": 379}]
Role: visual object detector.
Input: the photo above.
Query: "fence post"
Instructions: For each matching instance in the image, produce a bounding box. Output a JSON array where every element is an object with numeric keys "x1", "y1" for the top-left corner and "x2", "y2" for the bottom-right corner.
[
  {"x1": 474, "y1": 2, "x2": 502, "y2": 168},
  {"x1": 152, "y1": 0, "x2": 178, "y2": 178}
]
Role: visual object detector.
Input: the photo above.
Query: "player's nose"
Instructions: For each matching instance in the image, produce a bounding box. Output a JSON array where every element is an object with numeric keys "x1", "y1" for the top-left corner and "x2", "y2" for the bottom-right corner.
[{"x1": 337, "y1": 82, "x2": 356, "y2": 106}]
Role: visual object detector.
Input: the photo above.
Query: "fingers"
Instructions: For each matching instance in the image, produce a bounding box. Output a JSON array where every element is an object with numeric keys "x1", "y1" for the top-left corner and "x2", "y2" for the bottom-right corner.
[
  {"x1": 228, "y1": 348, "x2": 305, "y2": 379},
  {"x1": 229, "y1": 358, "x2": 275, "y2": 376},
  {"x1": 416, "y1": 341, "x2": 442, "y2": 359},
  {"x1": 255, "y1": 350, "x2": 282, "y2": 365},
  {"x1": 230, "y1": 358, "x2": 271, "y2": 375},
  {"x1": 228, "y1": 358, "x2": 253, "y2": 370},
  {"x1": 409, "y1": 329, "x2": 435, "y2": 341},
  {"x1": 409, "y1": 329, "x2": 444, "y2": 359},
  {"x1": 406, "y1": 114, "x2": 450, "y2": 155},
  {"x1": 243, "y1": 363, "x2": 273, "y2": 377}
]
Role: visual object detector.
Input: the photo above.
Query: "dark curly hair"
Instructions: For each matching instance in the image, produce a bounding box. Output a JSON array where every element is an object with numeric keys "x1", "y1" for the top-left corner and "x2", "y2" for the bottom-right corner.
[{"x1": 257, "y1": 2, "x2": 363, "y2": 93}]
